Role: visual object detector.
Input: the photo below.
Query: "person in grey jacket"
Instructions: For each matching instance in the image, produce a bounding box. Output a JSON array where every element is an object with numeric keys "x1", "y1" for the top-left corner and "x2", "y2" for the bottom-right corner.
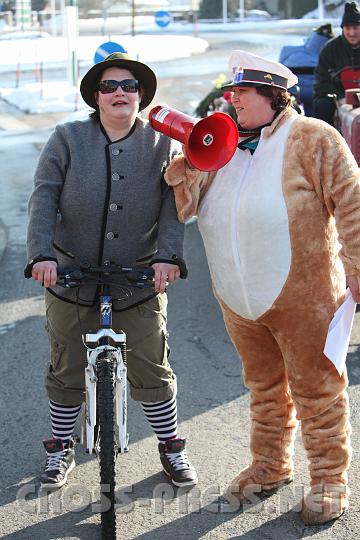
[
  {"x1": 313, "y1": 1, "x2": 360, "y2": 125},
  {"x1": 24, "y1": 52, "x2": 197, "y2": 490}
]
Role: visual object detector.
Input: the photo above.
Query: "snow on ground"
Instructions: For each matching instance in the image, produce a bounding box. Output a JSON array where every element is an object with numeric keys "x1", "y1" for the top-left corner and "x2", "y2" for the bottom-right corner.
[
  {"x1": 1, "y1": 82, "x2": 87, "y2": 114},
  {"x1": 0, "y1": 31, "x2": 208, "y2": 114},
  {"x1": 0, "y1": 33, "x2": 209, "y2": 72},
  {"x1": 0, "y1": 18, "x2": 338, "y2": 115}
]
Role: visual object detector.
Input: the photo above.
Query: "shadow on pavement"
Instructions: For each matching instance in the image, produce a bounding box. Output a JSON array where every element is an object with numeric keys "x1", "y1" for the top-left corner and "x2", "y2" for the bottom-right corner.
[
  {"x1": 346, "y1": 346, "x2": 360, "y2": 386},
  {"x1": 0, "y1": 514, "x2": 98, "y2": 540},
  {"x1": 227, "y1": 508, "x2": 338, "y2": 539}
]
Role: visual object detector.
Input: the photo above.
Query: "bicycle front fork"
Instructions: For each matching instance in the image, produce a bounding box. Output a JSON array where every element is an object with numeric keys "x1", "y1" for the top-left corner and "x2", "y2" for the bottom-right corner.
[
  {"x1": 115, "y1": 343, "x2": 129, "y2": 454},
  {"x1": 82, "y1": 330, "x2": 129, "y2": 454}
]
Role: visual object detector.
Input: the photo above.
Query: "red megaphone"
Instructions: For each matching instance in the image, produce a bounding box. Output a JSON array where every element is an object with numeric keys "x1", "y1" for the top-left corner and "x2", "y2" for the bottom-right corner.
[{"x1": 148, "y1": 105, "x2": 239, "y2": 172}]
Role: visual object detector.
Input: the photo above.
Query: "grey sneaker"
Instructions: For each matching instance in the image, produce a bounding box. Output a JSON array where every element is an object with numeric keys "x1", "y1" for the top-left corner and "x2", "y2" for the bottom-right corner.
[
  {"x1": 40, "y1": 438, "x2": 75, "y2": 488},
  {"x1": 159, "y1": 438, "x2": 198, "y2": 487}
]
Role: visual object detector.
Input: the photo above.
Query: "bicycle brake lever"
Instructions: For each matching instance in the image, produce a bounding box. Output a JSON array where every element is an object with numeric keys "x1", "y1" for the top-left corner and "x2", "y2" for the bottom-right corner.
[
  {"x1": 56, "y1": 268, "x2": 85, "y2": 288},
  {"x1": 126, "y1": 268, "x2": 155, "y2": 283}
]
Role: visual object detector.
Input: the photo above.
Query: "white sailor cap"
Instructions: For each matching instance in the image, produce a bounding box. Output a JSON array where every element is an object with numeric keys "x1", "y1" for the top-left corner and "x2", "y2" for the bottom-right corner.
[{"x1": 222, "y1": 50, "x2": 298, "y2": 91}]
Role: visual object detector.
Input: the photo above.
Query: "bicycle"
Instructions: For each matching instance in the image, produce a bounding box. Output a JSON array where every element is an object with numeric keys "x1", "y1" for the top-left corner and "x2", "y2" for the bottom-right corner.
[{"x1": 56, "y1": 262, "x2": 154, "y2": 540}]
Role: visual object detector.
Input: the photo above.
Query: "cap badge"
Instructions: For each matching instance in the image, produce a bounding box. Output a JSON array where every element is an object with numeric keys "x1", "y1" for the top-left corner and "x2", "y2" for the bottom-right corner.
[
  {"x1": 264, "y1": 73, "x2": 273, "y2": 80},
  {"x1": 233, "y1": 67, "x2": 244, "y2": 83}
]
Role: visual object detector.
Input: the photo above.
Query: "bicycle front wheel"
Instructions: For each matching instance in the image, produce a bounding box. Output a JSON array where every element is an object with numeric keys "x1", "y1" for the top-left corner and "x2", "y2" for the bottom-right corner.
[{"x1": 97, "y1": 353, "x2": 116, "y2": 540}]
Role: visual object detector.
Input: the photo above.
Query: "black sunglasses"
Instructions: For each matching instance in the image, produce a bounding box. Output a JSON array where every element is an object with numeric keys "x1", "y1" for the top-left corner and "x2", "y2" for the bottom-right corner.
[{"x1": 97, "y1": 79, "x2": 139, "y2": 94}]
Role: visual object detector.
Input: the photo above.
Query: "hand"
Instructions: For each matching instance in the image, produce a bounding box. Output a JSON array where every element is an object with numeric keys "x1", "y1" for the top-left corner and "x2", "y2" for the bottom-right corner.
[
  {"x1": 32, "y1": 261, "x2": 58, "y2": 288},
  {"x1": 151, "y1": 263, "x2": 180, "y2": 293},
  {"x1": 346, "y1": 275, "x2": 360, "y2": 303}
]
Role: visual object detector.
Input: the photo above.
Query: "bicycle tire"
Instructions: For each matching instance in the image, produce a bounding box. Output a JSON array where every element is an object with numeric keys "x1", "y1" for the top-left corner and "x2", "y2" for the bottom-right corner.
[{"x1": 97, "y1": 353, "x2": 116, "y2": 540}]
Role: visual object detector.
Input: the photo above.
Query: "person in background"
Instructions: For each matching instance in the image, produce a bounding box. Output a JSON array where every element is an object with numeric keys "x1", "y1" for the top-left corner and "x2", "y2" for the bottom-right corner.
[
  {"x1": 313, "y1": 1, "x2": 360, "y2": 125},
  {"x1": 165, "y1": 49, "x2": 360, "y2": 526},
  {"x1": 279, "y1": 23, "x2": 335, "y2": 116},
  {"x1": 25, "y1": 52, "x2": 197, "y2": 490}
]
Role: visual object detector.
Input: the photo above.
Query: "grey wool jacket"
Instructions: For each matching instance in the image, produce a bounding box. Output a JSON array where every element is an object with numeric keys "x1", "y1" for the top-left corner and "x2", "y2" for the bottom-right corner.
[{"x1": 26, "y1": 115, "x2": 185, "y2": 310}]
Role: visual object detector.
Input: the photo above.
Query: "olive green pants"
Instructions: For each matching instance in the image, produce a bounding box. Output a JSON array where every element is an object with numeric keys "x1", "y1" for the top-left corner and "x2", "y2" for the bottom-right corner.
[{"x1": 44, "y1": 291, "x2": 176, "y2": 405}]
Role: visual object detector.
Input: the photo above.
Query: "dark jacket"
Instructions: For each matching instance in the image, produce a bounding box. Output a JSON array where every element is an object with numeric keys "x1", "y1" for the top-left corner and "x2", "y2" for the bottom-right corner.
[
  {"x1": 26, "y1": 115, "x2": 184, "y2": 310},
  {"x1": 313, "y1": 34, "x2": 360, "y2": 99}
]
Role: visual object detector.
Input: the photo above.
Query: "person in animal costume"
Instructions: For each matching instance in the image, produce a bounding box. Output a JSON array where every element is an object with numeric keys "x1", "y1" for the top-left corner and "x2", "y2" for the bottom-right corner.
[{"x1": 164, "y1": 50, "x2": 360, "y2": 526}]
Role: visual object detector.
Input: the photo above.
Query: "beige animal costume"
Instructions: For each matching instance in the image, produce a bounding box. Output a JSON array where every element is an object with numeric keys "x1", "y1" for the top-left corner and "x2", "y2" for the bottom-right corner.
[{"x1": 165, "y1": 65, "x2": 360, "y2": 523}]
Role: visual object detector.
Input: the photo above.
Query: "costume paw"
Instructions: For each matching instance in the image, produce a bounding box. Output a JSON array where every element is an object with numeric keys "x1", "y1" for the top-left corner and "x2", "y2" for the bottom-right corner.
[
  {"x1": 226, "y1": 463, "x2": 293, "y2": 505},
  {"x1": 300, "y1": 484, "x2": 349, "y2": 526}
]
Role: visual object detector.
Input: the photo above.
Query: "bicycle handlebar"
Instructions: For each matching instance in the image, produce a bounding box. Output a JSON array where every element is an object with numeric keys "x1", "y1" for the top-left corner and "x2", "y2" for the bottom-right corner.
[{"x1": 56, "y1": 263, "x2": 155, "y2": 289}]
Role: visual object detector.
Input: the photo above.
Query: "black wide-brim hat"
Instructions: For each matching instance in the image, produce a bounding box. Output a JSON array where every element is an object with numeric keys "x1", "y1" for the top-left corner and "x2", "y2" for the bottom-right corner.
[{"x1": 80, "y1": 52, "x2": 157, "y2": 111}]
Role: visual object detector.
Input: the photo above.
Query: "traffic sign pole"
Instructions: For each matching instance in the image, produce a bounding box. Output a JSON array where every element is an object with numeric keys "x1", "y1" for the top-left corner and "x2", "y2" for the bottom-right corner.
[
  {"x1": 65, "y1": 1, "x2": 78, "y2": 87},
  {"x1": 131, "y1": 0, "x2": 135, "y2": 37}
]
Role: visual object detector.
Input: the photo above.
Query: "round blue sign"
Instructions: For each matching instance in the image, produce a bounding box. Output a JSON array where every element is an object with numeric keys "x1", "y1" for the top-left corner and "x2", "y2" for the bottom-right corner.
[
  {"x1": 154, "y1": 10, "x2": 172, "y2": 28},
  {"x1": 94, "y1": 41, "x2": 126, "y2": 64}
]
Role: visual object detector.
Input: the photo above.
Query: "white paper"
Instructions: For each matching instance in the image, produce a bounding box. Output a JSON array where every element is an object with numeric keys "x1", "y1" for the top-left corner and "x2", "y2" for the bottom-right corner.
[{"x1": 324, "y1": 289, "x2": 356, "y2": 376}]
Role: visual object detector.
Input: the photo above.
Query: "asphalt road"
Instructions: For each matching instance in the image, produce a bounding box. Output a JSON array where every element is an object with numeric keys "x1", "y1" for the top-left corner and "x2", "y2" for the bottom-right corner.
[{"x1": 0, "y1": 27, "x2": 360, "y2": 540}]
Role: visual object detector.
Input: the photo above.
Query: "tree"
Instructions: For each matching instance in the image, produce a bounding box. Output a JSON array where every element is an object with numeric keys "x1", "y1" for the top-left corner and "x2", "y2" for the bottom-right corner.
[
  {"x1": 0, "y1": 0, "x2": 48, "y2": 13},
  {"x1": 31, "y1": 0, "x2": 47, "y2": 11},
  {"x1": 77, "y1": 0, "x2": 130, "y2": 16},
  {"x1": 0, "y1": 0, "x2": 14, "y2": 12},
  {"x1": 279, "y1": 0, "x2": 317, "y2": 18},
  {"x1": 199, "y1": 0, "x2": 244, "y2": 19},
  {"x1": 78, "y1": 0, "x2": 103, "y2": 14},
  {"x1": 199, "y1": 0, "x2": 221, "y2": 19}
]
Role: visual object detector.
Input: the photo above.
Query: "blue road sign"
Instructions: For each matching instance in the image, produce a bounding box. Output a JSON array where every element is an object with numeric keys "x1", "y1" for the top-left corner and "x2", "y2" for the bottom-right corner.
[
  {"x1": 154, "y1": 10, "x2": 172, "y2": 28},
  {"x1": 94, "y1": 41, "x2": 126, "y2": 64}
]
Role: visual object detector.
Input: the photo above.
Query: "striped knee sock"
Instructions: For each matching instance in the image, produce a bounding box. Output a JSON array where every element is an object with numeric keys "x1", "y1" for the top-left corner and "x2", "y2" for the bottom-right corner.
[
  {"x1": 141, "y1": 395, "x2": 177, "y2": 442},
  {"x1": 49, "y1": 400, "x2": 82, "y2": 441}
]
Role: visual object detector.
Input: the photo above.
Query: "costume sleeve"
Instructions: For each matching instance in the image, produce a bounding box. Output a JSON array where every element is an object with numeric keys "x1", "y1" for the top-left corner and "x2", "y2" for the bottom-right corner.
[
  {"x1": 153, "y1": 140, "x2": 186, "y2": 265},
  {"x1": 26, "y1": 126, "x2": 69, "y2": 261},
  {"x1": 318, "y1": 124, "x2": 360, "y2": 279},
  {"x1": 164, "y1": 154, "x2": 210, "y2": 223}
]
